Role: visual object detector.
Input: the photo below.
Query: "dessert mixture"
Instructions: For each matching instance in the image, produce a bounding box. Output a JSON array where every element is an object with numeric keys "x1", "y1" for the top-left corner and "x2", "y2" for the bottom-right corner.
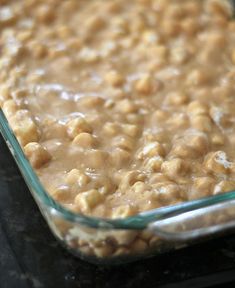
[{"x1": 1, "y1": 0, "x2": 235, "y2": 219}]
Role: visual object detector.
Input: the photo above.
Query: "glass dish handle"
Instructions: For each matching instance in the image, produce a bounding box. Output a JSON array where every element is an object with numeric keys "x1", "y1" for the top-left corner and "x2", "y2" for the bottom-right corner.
[{"x1": 148, "y1": 199, "x2": 235, "y2": 241}]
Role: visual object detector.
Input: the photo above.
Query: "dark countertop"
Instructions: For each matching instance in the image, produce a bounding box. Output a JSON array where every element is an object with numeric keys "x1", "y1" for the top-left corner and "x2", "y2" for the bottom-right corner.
[{"x1": 1, "y1": 134, "x2": 235, "y2": 288}]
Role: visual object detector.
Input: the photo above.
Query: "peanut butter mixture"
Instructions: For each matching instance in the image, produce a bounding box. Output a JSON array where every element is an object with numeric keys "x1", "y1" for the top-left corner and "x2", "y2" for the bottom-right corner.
[{"x1": 1, "y1": 0, "x2": 235, "y2": 219}]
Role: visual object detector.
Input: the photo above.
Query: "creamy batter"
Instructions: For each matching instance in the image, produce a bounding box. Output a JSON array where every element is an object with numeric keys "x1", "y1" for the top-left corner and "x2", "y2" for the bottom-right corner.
[{"x1": 1, "y1": 0, "x2": 235, "y2": 219}]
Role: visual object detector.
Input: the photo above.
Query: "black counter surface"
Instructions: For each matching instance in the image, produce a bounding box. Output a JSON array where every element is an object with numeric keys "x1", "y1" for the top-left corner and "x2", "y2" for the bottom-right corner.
[{"x1": 1, "y1": 134, "x2": 235, "y2": 288}]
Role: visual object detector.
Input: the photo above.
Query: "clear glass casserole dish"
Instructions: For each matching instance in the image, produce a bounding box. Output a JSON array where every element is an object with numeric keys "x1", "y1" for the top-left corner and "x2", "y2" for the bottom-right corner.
[
  {"x1": 1, "y1": 109, "x2": 235, "y2": 265},
  {"x1": 2, "y1": 0, "x2": 235, "y2": 265}
]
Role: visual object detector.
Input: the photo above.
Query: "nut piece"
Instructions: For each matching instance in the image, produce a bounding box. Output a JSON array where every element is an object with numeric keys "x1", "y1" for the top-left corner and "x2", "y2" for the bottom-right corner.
[
  {"x1": 170, "y1": 47, "x2": 189, "y2": 64},
  {"x1": 211, "y1": 133, "x2": 225, "y2": 146},
  {"x1": 105, "y1": 70, "x2": 124, "y2": 87},
  {"x1": 167, "y1": 113, "x2": 189, "y2": 129},
  {"x1": 113, "y1": 136, "x2": 134, "y2": 151},
  {"x1": 166, "y1": 92, "x2": 189, "y2": 106},
  {"x1": 187, "y1": 100, "x2": 209, "y2": 116},
  {"x1": 103, "y1": 122, "x2": 120, "y2": 136},
  {"x1": 121, "y1": 124, "x2": 139, "y2": 137},
  {"x1": 72, "y1": 133, "x2": 97, "y2": 148},
  {"x1": 50, "y1": 185, "x2": 71, "y2": 202},
  {"x1": 74, "y1": 189, "x2": 103, "y2": 212},
  {"x1": 181, "y1": 18, "x2": 199, "y2": 36},
  {"x1": 132, "y1": 181, "x2": 149, "y2": 194},
  {"x1": 79, "y1": 96, "x2": 104, "y2": 109},
  {"x1": 113, "y1": 230, "x2": 138, "y2": 246},
  {"x1": 111, "y1": 148, "x2": 130, "y2": 168},
  {"x1": 85, "y1": 15, "x2": 105, "y2": 33},
  {"x1": 2, "y1": 99, "x2": 17, "y2": 117},
  {"x1": 170, "y1": 143, "x2": 196, "y2": 159},
  {"x1": 189, "y1": 177, "x2": 215, "y2": 200},
  {"x1": 138, "y1": 142, "x2": 165, "y2": 159},
  {"x1": 154, "y1": 183, "x2": 184, "y2": 205},
  {"x1": 151, "y1": 110, "x2": 169, "y2": 122},
  {"x1": 85, "y1": 149, "x2": 110, "y2": 169},
  {"x1": 56, "y1": 25, "x2": 72, "y2": 39},
  {"x1": 186, "y1": 69, "x2": 209, "y2": 86},
  {"x1": 112, "y1": 204, "x2": 136, "y2": 219},
  {"x1": 119, "y1": 171, "x2": 145, "y2": 190},
  {"x1": 65, "y1": 169, "x2": 90, "y2": 187},
  {"x1": 161, "y1": 158, "x2": 189, "y2": 180},
  {"x1": 24, "y1": 142, "x2": 51, "y2": 168},
  {"x1": 30, "y1": 43, "x2": 48, "y2": 59},
  {"x1": 135, "y1": 74, "x2": 154, "y2": 95},
  {"x1": 191, "y1": 115, "x2": 213, "y2": 132},
  {"x1": 188, "y1": 134, "x2": 209, "y2": 155},
  {"x1": 116, "y1": 99, "x2": 138, "y2": 114},
  {"x1": 10, "y1": 110, "x2": 39, "y2": 146},
  {"x1": 204, "y1": 151, "x2": 231, "y2": 175},
  {"x1": 66, "y1": 118, "x2": 92, "y2": 139},
  {"x1": 36, "y1": 5, "x2": 55, "y2": 23},
  {"x1": 144, "y1": 156, "x2": 163, "y2": 172}
]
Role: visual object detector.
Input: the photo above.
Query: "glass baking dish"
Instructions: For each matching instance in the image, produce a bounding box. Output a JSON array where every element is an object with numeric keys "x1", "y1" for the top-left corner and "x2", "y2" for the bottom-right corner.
[{"x1": 1, "y1": 110, "x2": 235, "y2": 265}]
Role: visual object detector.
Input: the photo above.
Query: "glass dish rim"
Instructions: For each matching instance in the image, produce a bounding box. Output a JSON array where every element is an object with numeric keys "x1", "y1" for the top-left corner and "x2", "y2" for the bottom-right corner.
[{"x1": 1, "y1": 109, "x2": 235, "y2": 230}]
